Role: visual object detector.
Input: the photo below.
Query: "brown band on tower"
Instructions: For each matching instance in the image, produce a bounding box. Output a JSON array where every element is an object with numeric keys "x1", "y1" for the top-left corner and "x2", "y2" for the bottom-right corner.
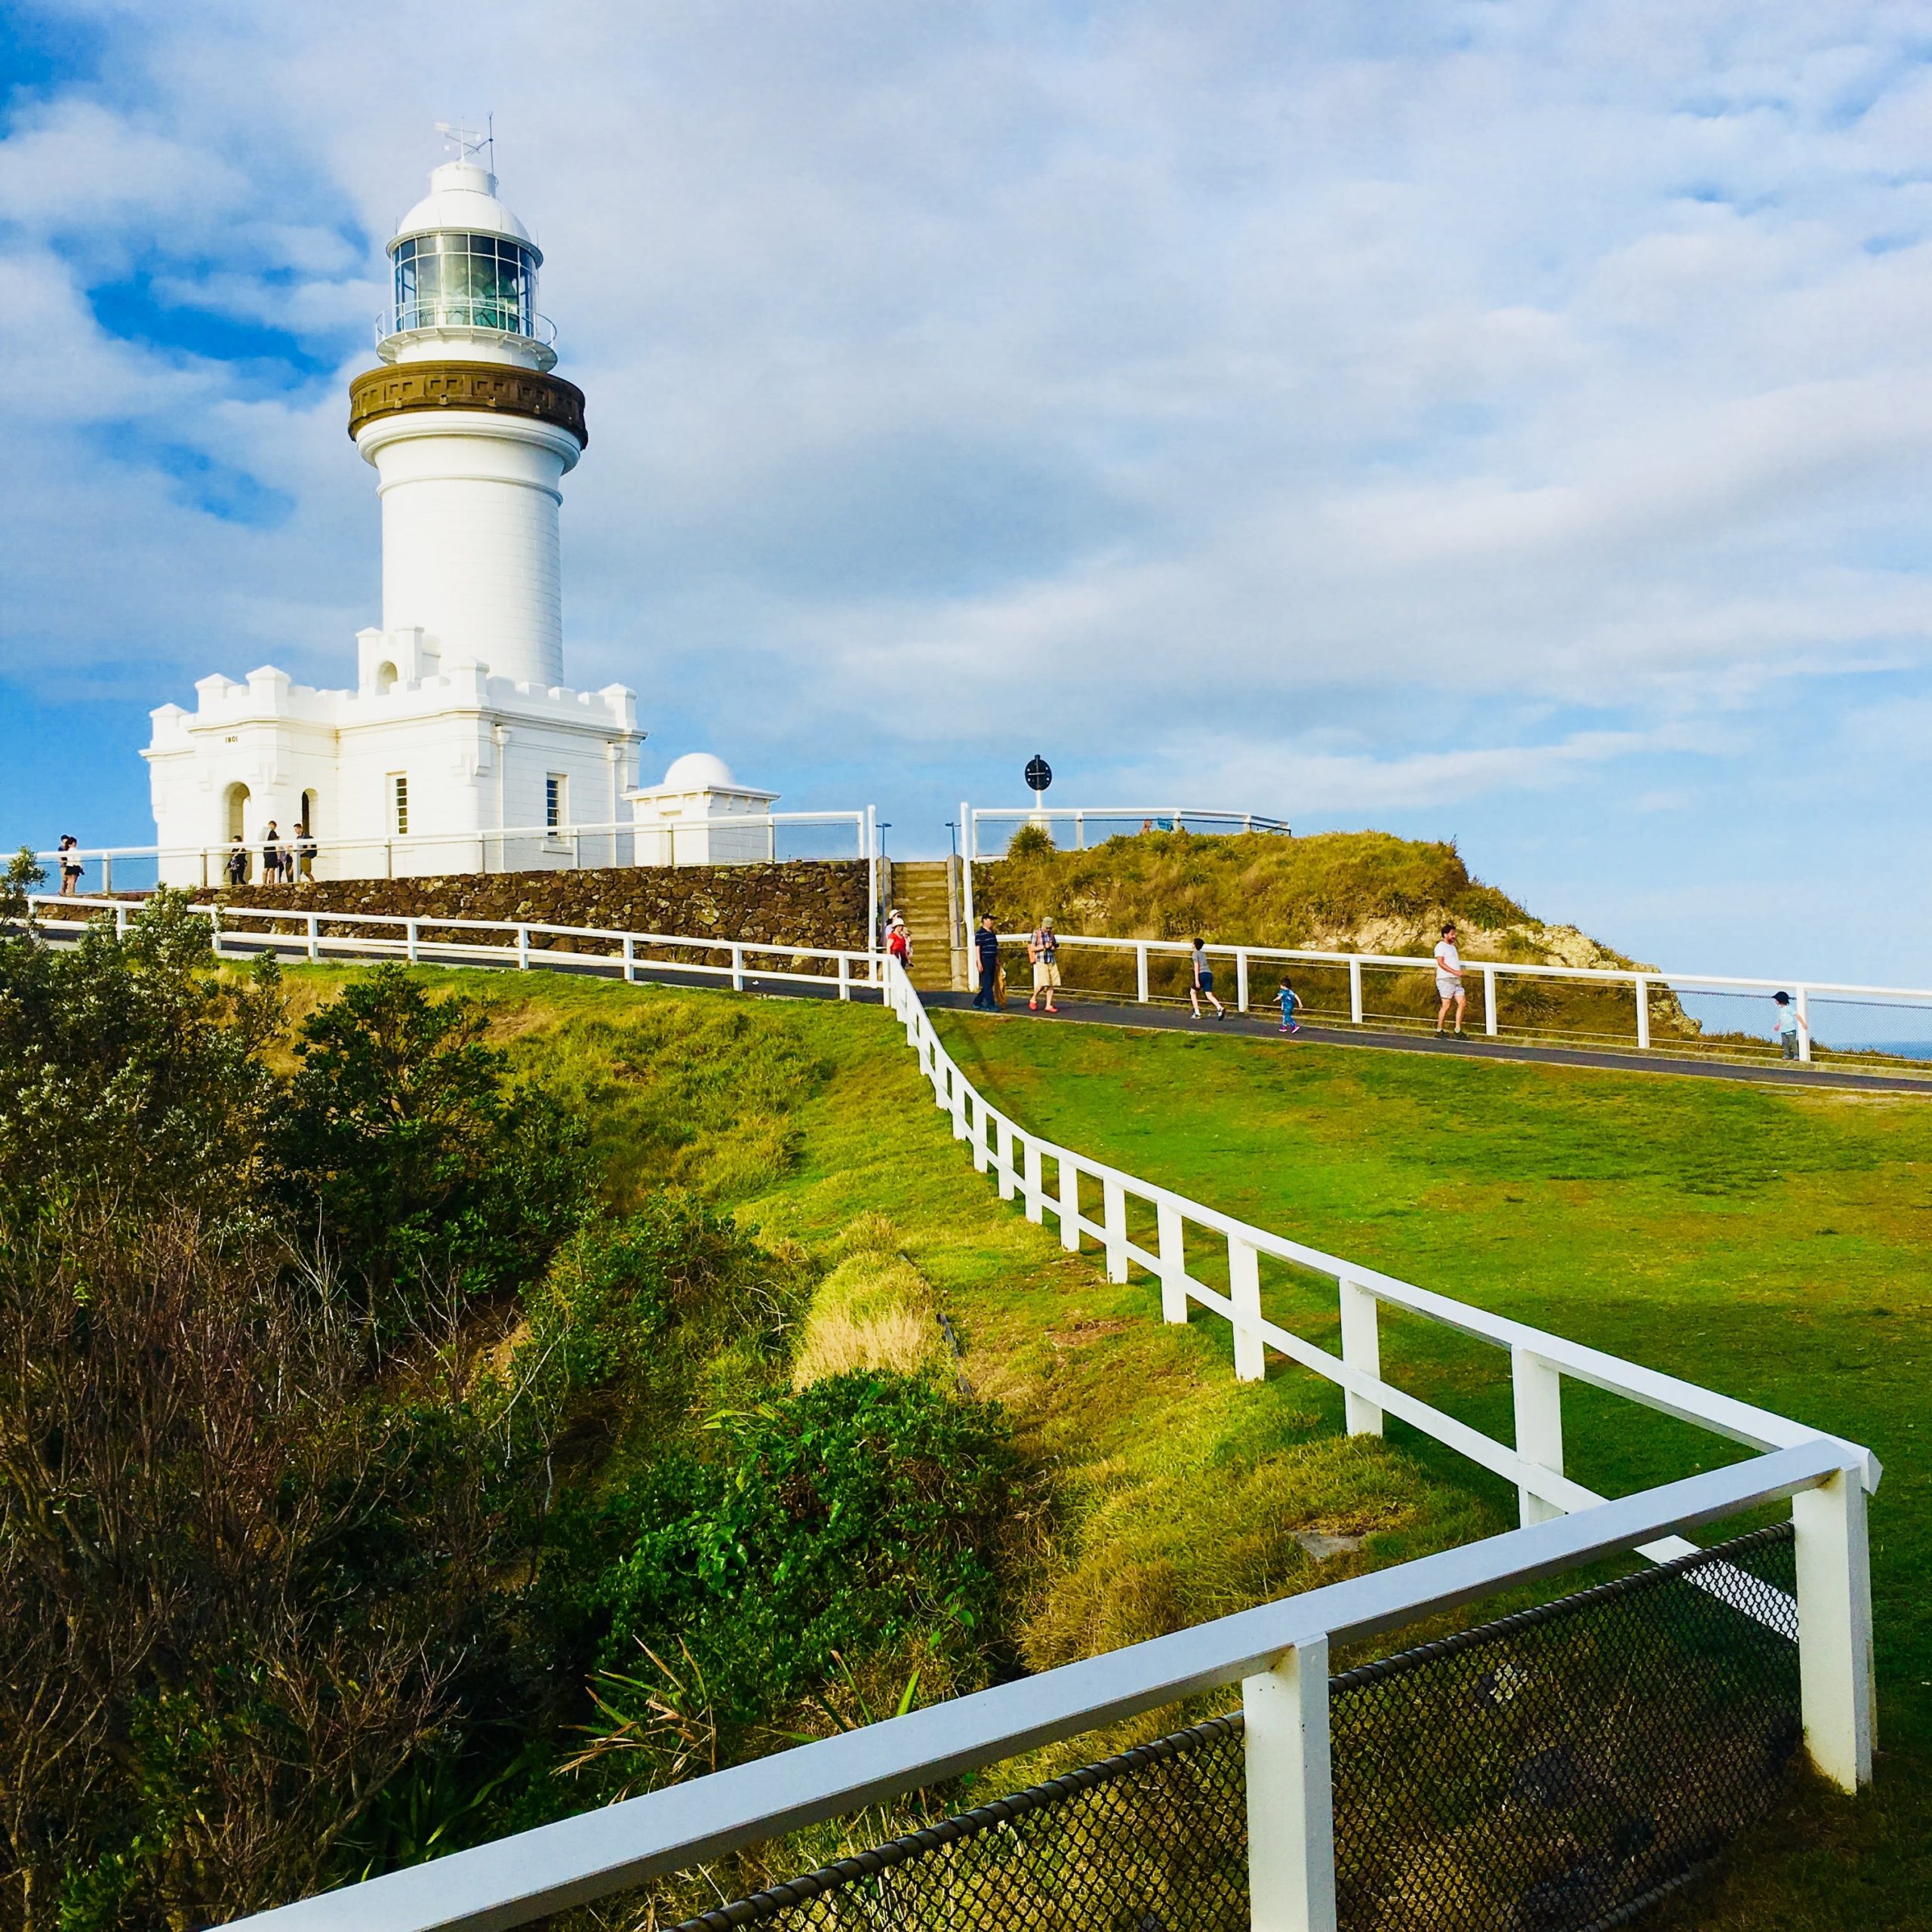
[{"x1": 348, "y1": 361, "x2": 587, "y2": 448}]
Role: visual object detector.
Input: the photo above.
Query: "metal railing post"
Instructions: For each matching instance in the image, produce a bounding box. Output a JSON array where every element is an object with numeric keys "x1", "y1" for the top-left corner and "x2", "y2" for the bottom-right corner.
[
  {"x1": 1340, "y1": 1278, "x2": 1383, "y2": 1436},
  {"x1": 623, "y1": 935, "x2": 637, "y2": 983},
  {"x1": 1137, "y1": 942, "x2": 1150, "y2": 1005},
  {"x1": 1156, "y1": 1198, "x2": 1188, "y2": 1323},
  {"x1": 1229, "y1": 1235, "x2": 1265, "y2": 1382},
  {"x1": 1482, "y1": 964, "x2": 1498, "y2": 1036},
  {"x1": 209, "y1": 903, "x2": 223, "y2": 959},
  {"x1": 385, "y1": 838, "x2": 393, "y2": 879},
  {"x1": 1793, "y1": 1469, "x2": 1876, "y2": 1792},
  {"x1": 1057, "y1": 1155, "x2": 1081, "y2": 1251},
  {"x1": 1102, "y1": 1177, "x2": 1129, "y2": 1283},
  {"x1": 1796, "y1": 984, "x2": 1813, "y2": 1063},
  {"x1": 517, "y1": 924, "x2": 531, "y2": 971},
  {"x1": 837, "y1": 952, "x2": 850, "y2": 1001},
  {"x1": 1512, "y1": 1347, "x2": 1564, "y2": 1526},
  {"x1": 113, "y1": 901, "x2": 127, "y2": 939},
  {"x1": 1635, "y1": 974, "x2": 1651, "y2": 1050},
  {"x1": 1349, "y1": 955, "x2": 1364, "y2": 1025},
  {"x1": 1243, "y1": 1637, "x2": 1338, "y2": 1932},
  {"x1": 731, "y1": 943, "x2": 745, "y2": 992},
  {"x1": 103, "y1": 854, "x2": 113, "y2": 894},
  {"x1": 405, "y1": 918, "x2": 420, "y2": 964},
  {"x1": 1023, "y1": 1137, "x2": 1045, "y2": 1224},
  {"x1": 995, "y1": 1118, "x2": 1017, "y2": 1201},
  {"x1": 1237, "y1": 949, "x2": 1250, "y2": 1013},
  {"x1": 1075, "y1": 810, "x2": 1085, "y2": 850},
  {"x1": 866, "y1": 806, "x2": 879, "y2": 963},
  {"x1": 306, "y1": 913, "x2": 319, "y2": 961}
]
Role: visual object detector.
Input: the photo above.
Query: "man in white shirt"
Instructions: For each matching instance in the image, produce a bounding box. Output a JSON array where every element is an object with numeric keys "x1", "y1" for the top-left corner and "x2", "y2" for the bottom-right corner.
[{"x1": 1434, "y1": 923, "x2": 1467, "y2": 1037}]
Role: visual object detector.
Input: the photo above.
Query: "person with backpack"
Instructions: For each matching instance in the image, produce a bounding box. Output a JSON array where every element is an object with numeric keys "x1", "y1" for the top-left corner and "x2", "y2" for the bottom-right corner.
[
  {"x1": 1027, "y1": 916, "x2": 1060, "y2": 1014},
  {"x1": 1186, "y1": 937, "x2": 1226, "y2": 1020},
  {"x1": 295, "y1": 823, "x2": 317, "y2": 881},
  {"x1": 972, "y1": 915, "x2": 1001, "y2": 1010},
  {"x1": 226, "y1": 837, "x2": 249, "y2": 886}
]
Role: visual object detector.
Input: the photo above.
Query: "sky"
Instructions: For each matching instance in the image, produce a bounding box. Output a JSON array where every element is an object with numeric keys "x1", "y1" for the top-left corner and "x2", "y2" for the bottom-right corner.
[{"x1": 3, "y1": 2, "x2": 1932, "y2": 986}]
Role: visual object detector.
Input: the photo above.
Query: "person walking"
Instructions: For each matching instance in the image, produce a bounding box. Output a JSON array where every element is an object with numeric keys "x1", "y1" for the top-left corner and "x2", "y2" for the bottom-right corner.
[
  {"x1": 1434, "y1": 922, "x2": 1467, "y2": 1036},
  {"x1": 1027, "y1": 915, "x2": 1060, "y2": 1014},
  {"x1": 261, "y1": 821, "x2": 283, "y2": 884},
  {"x1": 972, "y1": 914, "x2": 1001, "y2": 1010},
  {"x1": 295, "y1": 823, "x2": 316, "y2": 881},
  {"x1": 226, "y1": 836, "x2": 249, "y2": 886},
  {"x1": 1277, "y1": 977, "x2": 1302, "y2": 1035},
  {"x1": 1186, "y1": 937, "x2": 1226, "y2": 1020},
  {"x1": 1771, "y1": 991, "x2": 1806, "y2": 1061},
  {"x1": 885, "y1": 911, "x2": 912, "y2": 976},
  {"x1": 57, "y1": 835, "x2": 83, "y2": 897}
]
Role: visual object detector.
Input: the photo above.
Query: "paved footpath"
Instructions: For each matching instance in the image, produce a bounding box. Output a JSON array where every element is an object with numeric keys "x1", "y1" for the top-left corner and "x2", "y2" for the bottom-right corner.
[
  {"x1": 95, "y1": 924, "x2": 1932, "y2": 1098},
  {"x1": 919, "y1": 986, "x2": 1932, "y2": 1097}
]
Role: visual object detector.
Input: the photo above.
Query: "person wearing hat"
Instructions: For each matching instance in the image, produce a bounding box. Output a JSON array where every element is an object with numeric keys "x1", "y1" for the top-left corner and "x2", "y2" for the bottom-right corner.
[
  {"x1": 886, "y1": 909, "x2": 912, "y2": 974},
  {"x1": 1027, "y1": 915, "x2": 1060, "y2": 1014}
]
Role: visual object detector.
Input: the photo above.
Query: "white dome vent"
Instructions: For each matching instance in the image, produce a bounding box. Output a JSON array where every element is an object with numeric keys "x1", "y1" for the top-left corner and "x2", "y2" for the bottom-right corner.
[{"x1": 663, "y1": 751, "x2": 737, "y2": 789}]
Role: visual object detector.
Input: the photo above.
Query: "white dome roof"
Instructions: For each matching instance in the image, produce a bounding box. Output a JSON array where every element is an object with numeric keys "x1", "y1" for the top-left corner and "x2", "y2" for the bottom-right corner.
[
  {"x1": 392, "y1": 161, "x2": 539, "y2": 257},
  {"x1": 663, "y1": 751, "x2": 737, "y2": 789}
]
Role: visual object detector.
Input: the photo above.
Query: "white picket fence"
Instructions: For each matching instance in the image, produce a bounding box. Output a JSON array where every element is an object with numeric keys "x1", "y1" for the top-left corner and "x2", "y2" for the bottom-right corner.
[{"x1": 220, "y1": 951, "x2": 1880, "y2": 1932}]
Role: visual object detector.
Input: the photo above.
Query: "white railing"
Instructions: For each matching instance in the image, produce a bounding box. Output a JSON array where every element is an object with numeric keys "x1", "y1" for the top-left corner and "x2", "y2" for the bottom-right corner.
[
  {"x1": 24, "y1": 897, "x2": 881, "y2": 1001},
  {"x1": 23, "y1": 810, "x2": 871, "y2": 894},
  {"x1": 221, "y1": 957, "x2": 1879, "y2": 1932},
  {"x1": 964, "y1": 801, "x2": 1291, "y2": 863},
  {"x1": 991, "y1": 931, "x2": 1932, "y2": 1070}
]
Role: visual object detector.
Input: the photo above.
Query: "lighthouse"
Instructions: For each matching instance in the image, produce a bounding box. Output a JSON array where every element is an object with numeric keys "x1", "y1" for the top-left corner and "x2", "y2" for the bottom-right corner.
[
  {"x1": 143, "y1": 137, "x2": 650, "y2": 882},
  {"x1": 350, "y1": 152, "x2": 583, "y2": 690}
]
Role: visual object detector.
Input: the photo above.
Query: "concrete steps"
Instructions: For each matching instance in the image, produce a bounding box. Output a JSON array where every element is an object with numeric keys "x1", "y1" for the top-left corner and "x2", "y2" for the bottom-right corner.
[{"x1": 889, "y1": 859, "x2": 963, "y2": 990}]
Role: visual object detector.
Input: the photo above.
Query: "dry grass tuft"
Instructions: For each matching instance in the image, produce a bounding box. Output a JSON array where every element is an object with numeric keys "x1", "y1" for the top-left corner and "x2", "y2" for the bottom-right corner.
[{"x1": 792, "y1": 1226, "x2": 951, "y2": 1389}]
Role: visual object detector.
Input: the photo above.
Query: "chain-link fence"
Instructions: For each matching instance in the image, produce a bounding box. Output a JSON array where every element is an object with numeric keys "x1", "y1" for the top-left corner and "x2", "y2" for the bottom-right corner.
[{"x1": 656, "y1": 1524, "x2": 1798, "y2": 1932}]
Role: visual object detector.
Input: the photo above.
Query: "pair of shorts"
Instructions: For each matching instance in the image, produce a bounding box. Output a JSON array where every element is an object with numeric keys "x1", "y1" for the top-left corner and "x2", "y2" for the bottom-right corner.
[
  {"x1": 1032, "y1": 961, "x2": 1061, "y2": 989},
  {"x1": 1195, "y1": 970, "x2": 1215, "y2": 993},
  {"x1": 1436, "y1": 974, "x2": 1463, "y2": 998}
]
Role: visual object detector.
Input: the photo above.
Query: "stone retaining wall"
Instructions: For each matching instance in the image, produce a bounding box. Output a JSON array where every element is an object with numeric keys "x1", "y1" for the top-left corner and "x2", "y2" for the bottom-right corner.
[{"x1": 208, "y1": 862, "x2": 869, "y2": 952}]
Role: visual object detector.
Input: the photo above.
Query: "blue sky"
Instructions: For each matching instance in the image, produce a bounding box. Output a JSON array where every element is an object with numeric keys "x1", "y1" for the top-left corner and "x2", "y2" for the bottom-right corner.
[{"x1": 5, "y1": 2, "x2": 1932, "y2": 983}]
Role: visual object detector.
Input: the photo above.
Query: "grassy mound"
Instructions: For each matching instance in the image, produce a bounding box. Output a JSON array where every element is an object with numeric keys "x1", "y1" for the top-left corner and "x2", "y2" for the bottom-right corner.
[{"x1": 975, "y1": 829, "x2": 1696, "y2": 1041}]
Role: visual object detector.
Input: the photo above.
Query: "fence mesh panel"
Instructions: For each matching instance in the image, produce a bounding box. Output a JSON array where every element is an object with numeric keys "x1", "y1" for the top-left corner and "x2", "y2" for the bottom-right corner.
[
  {"x1": 660, "y1": 1524, "x2": 1798, "y2": 1932},
  {"x1": 1328, "y1": 1521, "x2": 1798, "y2": 1931}
]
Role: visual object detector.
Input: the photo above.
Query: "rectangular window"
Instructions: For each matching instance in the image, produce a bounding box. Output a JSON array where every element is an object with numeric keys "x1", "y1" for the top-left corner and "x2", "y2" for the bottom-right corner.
[
  {"x1": 546, "y1": 774, "x2": 568, "y2": 829},
  {"x1": 390, "y1": 774, "x2": 408, "y2": 837}
]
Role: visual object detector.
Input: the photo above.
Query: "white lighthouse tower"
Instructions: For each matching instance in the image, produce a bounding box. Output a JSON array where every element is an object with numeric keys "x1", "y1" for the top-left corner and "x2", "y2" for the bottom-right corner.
[{"x1": 143, "y1": 135, "x2": 662, "y2": 881}]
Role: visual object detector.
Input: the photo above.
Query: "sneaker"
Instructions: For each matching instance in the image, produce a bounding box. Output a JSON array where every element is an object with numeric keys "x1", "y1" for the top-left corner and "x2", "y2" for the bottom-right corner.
[{"x1": 1291, "y1": 1023, "x2": 1301, "y2": 1034}]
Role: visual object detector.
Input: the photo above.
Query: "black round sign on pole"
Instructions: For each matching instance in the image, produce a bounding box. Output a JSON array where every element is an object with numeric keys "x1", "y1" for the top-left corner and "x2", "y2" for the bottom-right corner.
[{"x1": 1024, "y1": 755, "x2": 1053, "y2": 795}]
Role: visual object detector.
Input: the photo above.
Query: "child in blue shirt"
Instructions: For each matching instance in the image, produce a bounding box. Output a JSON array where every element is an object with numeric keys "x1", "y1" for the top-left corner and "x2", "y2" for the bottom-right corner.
[{"x1": 1277, "y1": 979, "x2": 1301, "y2": 1035}]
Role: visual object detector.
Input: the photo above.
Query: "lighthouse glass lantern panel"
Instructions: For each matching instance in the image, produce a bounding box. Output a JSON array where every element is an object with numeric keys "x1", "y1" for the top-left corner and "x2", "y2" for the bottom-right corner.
[{"x1": 393, "y1": 233, "x2": 536, "y2": 337}]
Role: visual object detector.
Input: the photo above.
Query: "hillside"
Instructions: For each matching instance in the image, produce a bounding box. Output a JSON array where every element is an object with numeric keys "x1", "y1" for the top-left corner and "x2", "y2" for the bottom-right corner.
[{"x1": 974, "y1": 829, "x2": 1700, "y2": 1041}]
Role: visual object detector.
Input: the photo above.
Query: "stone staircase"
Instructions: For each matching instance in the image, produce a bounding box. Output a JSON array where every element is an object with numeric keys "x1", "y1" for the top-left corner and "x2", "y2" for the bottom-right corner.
[{"x1": 888, "y1": 859, "x2": 964, "y2": 991}]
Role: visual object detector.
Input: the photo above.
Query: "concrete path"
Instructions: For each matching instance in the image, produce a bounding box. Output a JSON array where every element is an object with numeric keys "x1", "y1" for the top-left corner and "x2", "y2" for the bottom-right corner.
[{"x1": 920, "y1": 986, "x2": 1932, "y2": 1097}]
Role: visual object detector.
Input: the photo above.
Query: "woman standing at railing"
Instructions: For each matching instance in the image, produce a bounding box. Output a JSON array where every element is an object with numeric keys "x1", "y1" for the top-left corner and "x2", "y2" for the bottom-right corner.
[{"x1": 57, "y1": 835, "x2": 83, "y2": 897}]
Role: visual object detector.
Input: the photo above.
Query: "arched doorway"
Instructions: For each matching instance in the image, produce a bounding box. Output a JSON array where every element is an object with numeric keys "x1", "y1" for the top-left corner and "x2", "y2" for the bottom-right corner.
[
  {"x1": 225, "y1": 782, "x2": 251, "y2": 840},
  {"x1": 374, "y1": 660, "x2": 398, "y2": 694}
]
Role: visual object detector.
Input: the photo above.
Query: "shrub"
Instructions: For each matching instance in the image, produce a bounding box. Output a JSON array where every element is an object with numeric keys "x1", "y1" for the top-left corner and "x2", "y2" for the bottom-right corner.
[{"x1": 1006, "y1": 823, "x2": 1056, "y2": 860}]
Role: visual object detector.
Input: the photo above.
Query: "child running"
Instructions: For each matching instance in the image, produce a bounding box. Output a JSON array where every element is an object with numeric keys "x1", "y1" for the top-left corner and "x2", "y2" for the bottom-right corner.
[{"x1": 1277, "y1": 978, "x2": 1302, "y2": 1035}]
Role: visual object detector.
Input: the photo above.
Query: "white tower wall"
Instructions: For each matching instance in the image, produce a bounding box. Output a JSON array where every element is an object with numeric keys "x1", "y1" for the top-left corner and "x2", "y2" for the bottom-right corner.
[{"x1": 358, "y1": 411, "x2": 579, "y2": 690}]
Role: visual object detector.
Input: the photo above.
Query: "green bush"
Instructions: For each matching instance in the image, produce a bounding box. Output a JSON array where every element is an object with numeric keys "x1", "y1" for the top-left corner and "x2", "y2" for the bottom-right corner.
[{"x1": 537, "y1": 1374, "x2": 1019, "y2": 1749}]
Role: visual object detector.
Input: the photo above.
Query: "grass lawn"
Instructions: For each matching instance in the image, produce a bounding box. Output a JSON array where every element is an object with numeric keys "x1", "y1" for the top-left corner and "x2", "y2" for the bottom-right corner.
[
  {"x1": 272, "y1": 966, "x2": 1928, "y2": 1923},
  {"x1": 934, "y1": 1007, "x2": 1932, "y2": 1929}
]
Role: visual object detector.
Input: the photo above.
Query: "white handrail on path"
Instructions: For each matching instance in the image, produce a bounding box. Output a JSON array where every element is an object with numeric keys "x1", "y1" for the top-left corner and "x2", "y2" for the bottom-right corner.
[
  {"x1": 994, "y1": 930, "x2": 1932, "y2": 1068},
  {"x1": 219, "y1": 955, "x2": 1880, "y2": 1932}
]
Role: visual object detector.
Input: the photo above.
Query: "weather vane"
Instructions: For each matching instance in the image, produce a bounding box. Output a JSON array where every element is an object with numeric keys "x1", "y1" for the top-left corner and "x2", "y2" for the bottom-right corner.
[{"x1": 434, "y1": 116, "x2": 494, "y2": 167}]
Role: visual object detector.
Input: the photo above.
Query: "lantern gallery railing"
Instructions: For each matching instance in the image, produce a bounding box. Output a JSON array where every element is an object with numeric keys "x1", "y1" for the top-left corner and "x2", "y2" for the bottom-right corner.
[
  {"x1": 216, "y1": 955, "x2": 1878, "y2": 1932},
  {"x1": 962, "y1": 802, "x2": 1292, "y2": 860}
]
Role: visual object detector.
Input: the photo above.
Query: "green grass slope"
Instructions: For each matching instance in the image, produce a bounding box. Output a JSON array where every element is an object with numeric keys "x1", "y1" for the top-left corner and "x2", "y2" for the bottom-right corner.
[{"x1": 934, "y1": 1006, "x2": 1932, "y2": 1928}]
